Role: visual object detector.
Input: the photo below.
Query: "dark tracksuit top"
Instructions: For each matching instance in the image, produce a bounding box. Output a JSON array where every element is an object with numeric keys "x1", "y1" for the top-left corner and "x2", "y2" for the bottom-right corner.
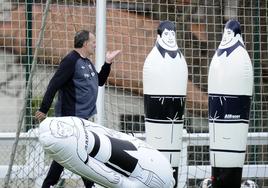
[{"x1": 39, "y1": 50, "x2": 111, "y2": 119}]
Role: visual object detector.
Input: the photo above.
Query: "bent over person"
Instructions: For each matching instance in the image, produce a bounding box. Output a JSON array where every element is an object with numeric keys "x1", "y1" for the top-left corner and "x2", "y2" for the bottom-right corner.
[{"x1": 35, "y1": 30, "x2": 121, "y2": 188}]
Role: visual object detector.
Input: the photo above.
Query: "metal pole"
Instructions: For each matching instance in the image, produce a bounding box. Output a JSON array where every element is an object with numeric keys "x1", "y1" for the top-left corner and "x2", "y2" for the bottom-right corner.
[
  {"x1": 25, "y1": 0, "x2": 33, "y2": 130},
  {"x1": 3, "y1": 1, "x2": 51, "y2": 187},
  {"x1": 95, "y1": 1, "x2": 107, "y2": 125},
  {"x1": 252, "y1": 0, "x2": 261, "y2": 164},
  {"x1": 253, "y1": 0, "x2": 261, "y2": 129}
]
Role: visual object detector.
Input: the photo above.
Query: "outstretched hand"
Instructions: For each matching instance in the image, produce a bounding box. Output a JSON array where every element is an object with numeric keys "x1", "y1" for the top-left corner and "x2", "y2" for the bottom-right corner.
[
  {"x1": 106, "y1": 50, "x2": 121, "y2": 64},
  {"x1": 35, "y1": 110, "x2": 46, "y2": 123}
]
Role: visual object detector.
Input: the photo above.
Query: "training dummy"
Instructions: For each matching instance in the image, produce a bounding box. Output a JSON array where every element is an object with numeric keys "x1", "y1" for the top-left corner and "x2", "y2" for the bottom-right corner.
[
  {"x1": 39, "y1": 116, "x2": 175, "y2": 188},
  {"x1": 208, "y1": 19, "x2": 253, "y2": 188},
  {"x1": 143, "y1": 20, "x2": 188, "y2": 186}
]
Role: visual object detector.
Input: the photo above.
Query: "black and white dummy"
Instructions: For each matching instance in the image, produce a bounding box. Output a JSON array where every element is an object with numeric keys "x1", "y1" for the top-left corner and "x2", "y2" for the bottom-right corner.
[
  {"x1": 208, "y1": 19, "x2": 253, "y2": 188},
  {"x1": 39, "y1": 116, "x2": 175, "y2": 188},
  {"x1": 143, "y1": 20, "x2": 188, "y2": 186}
]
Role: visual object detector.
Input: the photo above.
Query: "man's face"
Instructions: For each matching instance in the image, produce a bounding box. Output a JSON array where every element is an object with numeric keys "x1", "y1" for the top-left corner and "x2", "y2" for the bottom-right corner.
[
  {"x1": 221, "y1": 28, "x2": 235, "y2": 46},
  {"x1": 160, "y1": 29, "x2": 176, "y2": 48},
  {"x1": 84, "y1": 33, "x2": 96, "y2": 56}
]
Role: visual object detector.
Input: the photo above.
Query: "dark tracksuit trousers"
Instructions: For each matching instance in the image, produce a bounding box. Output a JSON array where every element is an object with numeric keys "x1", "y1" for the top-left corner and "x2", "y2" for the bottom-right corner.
[{"x1": 42, "y1": 160, "x2": 94, "y2": 188}]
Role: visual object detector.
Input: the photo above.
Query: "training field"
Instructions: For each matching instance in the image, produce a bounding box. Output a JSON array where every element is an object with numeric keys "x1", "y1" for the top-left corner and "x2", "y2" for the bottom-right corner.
[{"x1": 0, "y1": 0, "x2": 267, "y2": 187}]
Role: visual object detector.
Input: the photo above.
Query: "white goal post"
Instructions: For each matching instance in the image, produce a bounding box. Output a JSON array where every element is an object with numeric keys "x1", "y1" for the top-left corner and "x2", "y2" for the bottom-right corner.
[{"x1": 0, "y1": 130, "x2": 267, "y2": 187}]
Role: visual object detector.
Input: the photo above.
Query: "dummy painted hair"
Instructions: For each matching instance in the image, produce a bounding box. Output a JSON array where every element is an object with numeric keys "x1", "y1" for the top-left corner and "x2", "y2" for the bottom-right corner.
[
  {"x1": 157, "y1": 21, "x2": 176, "y2": 36},
  {"x1": 74, "y1": 30, "x2": 89, "y2": 48},
  {"x1": 225, "y1": 19, "x2": 241, "y2": 36}
]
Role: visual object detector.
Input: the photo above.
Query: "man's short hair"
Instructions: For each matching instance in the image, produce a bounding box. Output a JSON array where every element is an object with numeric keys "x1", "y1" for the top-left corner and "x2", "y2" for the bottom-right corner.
[{"x1": 74, "y1": 30, "x2": 89, "y2": 48}]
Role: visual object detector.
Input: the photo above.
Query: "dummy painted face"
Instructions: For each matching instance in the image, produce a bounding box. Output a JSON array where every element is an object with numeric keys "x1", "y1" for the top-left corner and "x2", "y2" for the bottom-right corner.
[
  {"x1": 219, "y1": 19, "x2": 243, "y2": 48},
  {"x1": 50, "y1": 121, "x2": 75, "y2": 138},
  {"x1": 160, "y1": 29, "x2": 176, "y2": 48},
  {"x1": 220, "y1": 28, "x2": 235, "y2": 46}
]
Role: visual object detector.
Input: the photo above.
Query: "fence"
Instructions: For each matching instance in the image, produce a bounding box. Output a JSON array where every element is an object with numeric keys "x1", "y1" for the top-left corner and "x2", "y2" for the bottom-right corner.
[{"x1": 0, "y1": 0, "x2": 267, "y2": 187}]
